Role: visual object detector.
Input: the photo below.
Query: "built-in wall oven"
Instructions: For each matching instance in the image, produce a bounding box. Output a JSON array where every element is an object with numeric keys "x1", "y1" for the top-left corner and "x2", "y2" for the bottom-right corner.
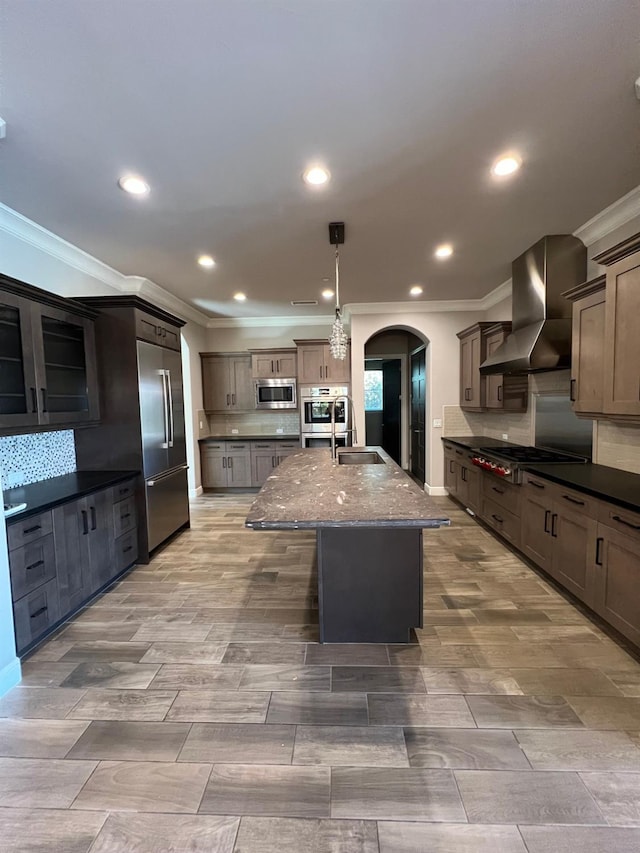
[
  {"x1": 255, "y1": 377, "x2": 297, "y2": 409},
  {"x1": 300, "y1": 384, "x2": 351, "y2": 449}
]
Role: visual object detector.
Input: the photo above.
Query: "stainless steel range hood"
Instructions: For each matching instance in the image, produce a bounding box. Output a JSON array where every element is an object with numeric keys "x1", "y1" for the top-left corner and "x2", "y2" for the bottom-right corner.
[{"x1": 480, "y1": 234, "x2": 587, "y2": 375}]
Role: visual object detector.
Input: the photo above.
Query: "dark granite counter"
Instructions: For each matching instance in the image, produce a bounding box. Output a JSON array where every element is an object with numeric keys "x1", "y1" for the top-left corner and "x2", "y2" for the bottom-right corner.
[
  {"x1": 523, "y1": 462, "x2": 640, "y2": 514},
  {"x1": 442, "y1": 436, "x2": 518, "y2": 450},
  {"x1": 246, "y1": 447, "x2": 450, "y2": 530},
  {"x1": 199, "y1": 435, "x2": 300, "y2": 443},
  {"x1": 4, "y1": 470, "x2": 139, "y2": 522}
]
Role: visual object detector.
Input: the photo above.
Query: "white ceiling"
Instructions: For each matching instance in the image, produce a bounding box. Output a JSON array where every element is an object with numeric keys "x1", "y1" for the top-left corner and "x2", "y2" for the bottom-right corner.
[{"x1": 1, "y1": 0, "x2": 639, "y2": 318}]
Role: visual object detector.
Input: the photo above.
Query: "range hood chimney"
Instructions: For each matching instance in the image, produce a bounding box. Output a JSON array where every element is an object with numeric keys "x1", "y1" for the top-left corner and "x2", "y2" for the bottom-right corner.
[{"x1": 479, "y1": 235, "x2": 587, "y2": 375}]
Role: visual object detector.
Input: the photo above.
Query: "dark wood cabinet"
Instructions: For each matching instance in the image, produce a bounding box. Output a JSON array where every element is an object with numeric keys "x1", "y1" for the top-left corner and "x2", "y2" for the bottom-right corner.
[
  {"x1": 443, "y1": 442, "x2": 479, "y2": 513},
  {"x1": 201, "y1": 440, "x2": 252, "y2": 488},
  {"x1": 594, "y1": 522, "x2": 640, "y2": 646},
  {"x1": 457, "y1": 323, "x2": 527, "y2": 413},
  {"x1": 564, "y1": 276, "x2": 606, "y2": 417},
  {"x1": 443, "y1": 444, "x2": 458, "y2": 495},
  {"x1": 295, "y1": 340, "x2": 351, "y2": 384},
  {"x1": 135, "y1": 311, "x2": 181, "y2": 352},
  {"x1": 250, "y1": 349, "x2": 297, "y2": 379},
  {"x1": 519, "y1": 474, "x2": 555, "y2": 572},
  {"x1": 0, "y1": 274, "x2": 99, "y2": 433},
  {"x1": 201, "y1": 354, "x2": 254, "y2": 412},
  {"x1": 8, "y1": 478, "x2": 138, "y2": 655},
  {"x1": 550, "y1": 499, "x2": 597, "y2": 603}
]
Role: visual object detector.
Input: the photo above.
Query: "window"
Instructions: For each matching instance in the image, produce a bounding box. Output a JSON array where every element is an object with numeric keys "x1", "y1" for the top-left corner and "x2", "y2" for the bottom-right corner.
[{"x1": 364, "y1": 370, "x2": 383, "y2": 411}]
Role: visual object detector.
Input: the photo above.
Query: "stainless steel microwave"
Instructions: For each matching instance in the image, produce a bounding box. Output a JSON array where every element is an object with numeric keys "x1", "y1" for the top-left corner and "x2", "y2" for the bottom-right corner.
[{"x1": 255, "y1": 377, "x2": 297, "y2": 409}]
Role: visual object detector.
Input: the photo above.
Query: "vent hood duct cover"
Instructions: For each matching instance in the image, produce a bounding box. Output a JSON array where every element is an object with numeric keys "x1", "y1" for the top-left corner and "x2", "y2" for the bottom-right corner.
[{"x1": 480, "y1": 235, "x2": 586, "y2": 375}]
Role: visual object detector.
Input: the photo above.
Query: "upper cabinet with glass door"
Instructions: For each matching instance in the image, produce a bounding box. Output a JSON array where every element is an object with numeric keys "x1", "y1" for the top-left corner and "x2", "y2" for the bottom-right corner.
[{"x1": 0, "y1": 274, "x2": 99, "y2": 433}]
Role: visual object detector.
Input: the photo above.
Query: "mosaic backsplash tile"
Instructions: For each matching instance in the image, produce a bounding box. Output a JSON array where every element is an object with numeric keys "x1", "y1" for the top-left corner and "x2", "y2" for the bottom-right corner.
[{"x1": 0, "y1": 430, "x2": 76, "y2": 489}]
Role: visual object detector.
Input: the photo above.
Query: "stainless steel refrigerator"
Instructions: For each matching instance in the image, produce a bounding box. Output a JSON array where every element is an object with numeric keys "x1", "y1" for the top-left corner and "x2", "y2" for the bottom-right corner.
[{"x1": 137, "y1": 340, "x2": 189, "y2": 551}]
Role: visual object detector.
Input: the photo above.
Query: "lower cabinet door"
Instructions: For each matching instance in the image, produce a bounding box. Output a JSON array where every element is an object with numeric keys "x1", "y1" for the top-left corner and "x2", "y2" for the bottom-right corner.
[
  {"x1": 201, "y1": 451, "x2": 228, "y2": 488},
  {"x1": 53, "y1": 500, "x2": 91, "y2": 614},
  {"x1": 444, "y1": 452, "x2": 458, "y2": 495},
  {"x1": 594, "y1": 525, "x2": 640, "y2": 645},
  {"x1": 227, "y1": 451, "x2": 252, "y2": 487},
  {"x1": 252, "y1": 451, "x2": 276, "y2": 487},
  {"x1": 13, "y1": 578, "x2": 60, "y2": 653},
  {"x1": 87, "y1": 489, "x2": 116, "y2": 589},
  {"x1": 550, "y1": 506, "x2": 597, "y2": 605},
  {"x1": 520, "y1": 493, "x2": 553, "y2": 572}
]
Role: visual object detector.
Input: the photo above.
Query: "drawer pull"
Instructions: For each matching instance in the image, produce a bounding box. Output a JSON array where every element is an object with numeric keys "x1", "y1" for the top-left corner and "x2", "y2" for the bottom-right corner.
[
  {"x1": 30, "y1": 606, "x2": 48, "y2": 619},
  {"x1": 595, "y1": 536, "x2": 604, "y2": 566},
  {"x1": 123, "y1": 545, "x2": 133, "y2": 553},
  {"x1": 26, "y1": 559, "x2": 45, "y2": 572},
  {"x1": 612, "y1": 514, "x2": 640, "y2": 531},
  {"x1": 491, "y1": 513, "x2": 503, "y2": 524},
  {"x1": 23, "y1": 525, "x2": 41, "y2": 535},
  {"x1": 455, "y1": 449, "x2": 463, "y2": 456},
  {"x1": 120, "y1": 513, "x2": 131, "y2": 520},
  {"x1": 528, "y1": 479, "x2": 545, "y2": 489},
  {"x1": 119, "y1": 487, "x2": 129, "y2": 495},
  {"x1": 562, "y1": 494, "x2": 585, "y2": 506},
  {"x1": 491, "y1": 486, "x2": 505, "y2": 495}
]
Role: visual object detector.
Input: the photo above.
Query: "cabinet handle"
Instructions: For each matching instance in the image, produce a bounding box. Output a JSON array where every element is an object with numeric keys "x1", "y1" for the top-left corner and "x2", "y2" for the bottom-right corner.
[
  {"x1": 228, "y1": 456, "x2": 233, "y2": 469},
  {"x1": 544, "y1": 509, "x2": 551, "y2": 534},
  {"x1": 528, "y1": 479, "x2": 545, "y2": 489},
  {"x1": 455, "y1": 449, "x2": 463, "y2": 456},
  {"x1": 30, "y1": 606, "x2": 48, "y2": 619},
  {"x1": 271, "y1": 360, "x2": 274, "y2": 373},
  {"x1": 319, "y1": 365, "x2": 323, "y2": 378},
  {"x1": 222, "y1": 457, "x2": 227, "y2": 468},
  {"x1": 30, "y1": 387, "x2": 38, "y2": 413},
  {"x1": 497, "y1": 384, "x2": 503, "y2": 402},
  {"x1": 272, "y1": 456, "x2": 276, "y2": 467},
  {"x1": 492, "y1": 486, "x2": 505, "y2": 495},
  {"x1": 232, "y1": 393, "x2": 236, "y2": 405},
  {"x1": 123, "y1": 545, "x2": 133, "y2": 553},
  {"x1": 595, "y1": 536, "x2": 604, "y2": 566},
  {"x1": 551, "y1": 512, "x2": 558, "y2": 538},
  {"x1": 570, "y1": 378, "x2": 576, "y2": 402},
  {"x1": 26, "y1": 559, "x2": 45, "y2": 572},
  {"x1": 461, "y1": 468, "x2": 467, "y2": 482},
  {"x1": 226, "y1": 394, "x2": 230, "y2": 406},
  {"x1": 120, "y1": 513, "x2": 131, "y2": 520},
  {"x1": 276, "y1": 360, "x2": 280, "y2": 372},
  {"x1": 40, "y1": 388, "x2": 47, "y2": 413},
  {"x1": 562, "y1": 494, "x2": 585, "y2": 506},
  {"x1": 23, "y1": 525, "x2": 41, "y2": 535},
  {"x1": 90, "y1": 506, "x2": 97, "y2": 531},
  {"x1": 81, "y1": 510, "x2": 88, "y2": 535},
  {"x1": 611, "y1": 514, "x2": 640, "y2": 531},
  {"x1": 491, "y1": 513, "x2": 504, "y2": 524},
  {"x1": 119, "y1": 487, "x2": 129, "y2": 495},
  {"x1": 449, "y1": 460, "x2": 455, "y2": 473}
]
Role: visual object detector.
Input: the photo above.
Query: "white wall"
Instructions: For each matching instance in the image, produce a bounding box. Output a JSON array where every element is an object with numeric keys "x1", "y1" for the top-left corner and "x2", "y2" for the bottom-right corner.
[
  {"x1": 181, "y1": 322, "x2": 208, "y2": 496},
  {"x1": 205, "y1": 321, "x2": 333, "y2": 351},
  {"x1": 350, "y1": 309, "x2": 485, "y2": 493}
]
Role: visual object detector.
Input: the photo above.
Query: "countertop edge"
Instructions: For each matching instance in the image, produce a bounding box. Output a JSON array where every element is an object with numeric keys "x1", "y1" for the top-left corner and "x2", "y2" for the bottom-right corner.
[
  {"x1": 522, "y1": 464, "x2": 640, "y2": 514},
  {"x1": 246, "y1": 518, "x2": 451, "y2": 530}
]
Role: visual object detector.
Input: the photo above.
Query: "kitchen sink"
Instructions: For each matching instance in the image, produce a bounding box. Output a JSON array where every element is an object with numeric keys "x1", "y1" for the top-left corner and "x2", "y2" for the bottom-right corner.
[{"x1": 337, "y1": 450, "x2": 384, "y2": 465}]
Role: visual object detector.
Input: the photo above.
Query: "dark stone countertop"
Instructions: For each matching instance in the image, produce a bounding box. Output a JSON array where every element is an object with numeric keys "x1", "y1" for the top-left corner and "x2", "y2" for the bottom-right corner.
[
  {"x1": 4, "y1": 470, "x2": 140, "y2": 522},
  {"x1": 199, "y1": 435, "x2": 300, "y2": 443},
  {"x1": 442, "y1": 436, "x2": 518, "y2": 450},
  {"x1": 246, "y1": 447, "x2": 451, "y2": 530},
  {"x1": 523, "y1": 462, "x2": 640, "y2": 514}
]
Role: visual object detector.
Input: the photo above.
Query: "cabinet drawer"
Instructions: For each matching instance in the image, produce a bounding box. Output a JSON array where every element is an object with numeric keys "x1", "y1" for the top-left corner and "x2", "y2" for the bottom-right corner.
[
  {"x1": 251, "y1": 441, "x2": 276, "y2": 451},
  {"x1": 112, "y1": 479, "x2": 135, "y2": 502},
  {"x1": 278, "y1": 442, "x2": 300, "y2": 450},
  {"x1": 598, "y1": 502, "x2": 640, "y2": 542},
  {"x1": 13, "y1": 578, "x2": 59, "y2": 653},
  {"x1": 202, "y1": 442, "x2": 225, "y2": 452},
  {"x1": 482, "y1": 497, "x2": 521, "y2": 549},
  {"x1": 113, "y1": 497, "x2": 137, "y2": 537},
  {"x1": 9, "y1": 534, "x2": 57, "y2": 601},
  {"x1": 522, "y1": 472, "x2": 557, "y2": 495},
  {"x1": 7, "y1": 511, "x2": 53, "y2": 551},
  {"x1": 553, "y1": 485, "x2": 598, "y2": 519},
  {"x1": 482, "y1": 476, "x2": 521, "y2": 517},
  {"x1": 227, "y1": 442, "x2": 250, "y2": 452},
  {"x1": 115, "y1": 530, "x2": 138, "y2": 573}
]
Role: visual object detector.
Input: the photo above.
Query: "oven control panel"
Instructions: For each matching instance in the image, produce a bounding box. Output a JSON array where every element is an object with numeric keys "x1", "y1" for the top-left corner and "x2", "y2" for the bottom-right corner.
[{"x1": 471, "y1": 456, "x2": 512, "y2": 478}]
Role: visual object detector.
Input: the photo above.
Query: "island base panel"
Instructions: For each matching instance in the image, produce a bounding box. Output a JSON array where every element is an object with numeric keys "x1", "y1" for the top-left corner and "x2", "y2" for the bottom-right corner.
[{"x1": 317, "y1": 527, "x2": 423, "y2": 643}]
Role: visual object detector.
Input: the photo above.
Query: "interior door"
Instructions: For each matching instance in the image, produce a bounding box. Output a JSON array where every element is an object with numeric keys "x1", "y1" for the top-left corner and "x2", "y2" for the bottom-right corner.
[
  {"x1": 137, "y1": 340, "x2": 169, "y2": 477},
  {"x1": 382, "y1": 359, "x2": 401, "y2": 464},
  {"x1": 164, "y1": 348, "x2": 187, "y2": 469},
  {"x1": 410, "y1": 348, "x2": 426, "y2": 483}
]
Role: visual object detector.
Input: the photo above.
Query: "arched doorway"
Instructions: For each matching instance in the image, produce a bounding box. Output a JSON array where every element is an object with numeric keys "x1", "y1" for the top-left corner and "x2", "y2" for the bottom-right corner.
[{"x1": 363, "y1": 328, "x2": 428, "y2": 483}]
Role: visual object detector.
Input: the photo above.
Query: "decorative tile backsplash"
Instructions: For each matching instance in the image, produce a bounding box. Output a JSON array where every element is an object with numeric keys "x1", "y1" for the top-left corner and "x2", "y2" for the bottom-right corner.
[
  {"x1": 0, "y1": 430, "x2": 76, "y2": 489},
  {"x1": 204, "y1": 411, "x2": 301, "y2": 437}
]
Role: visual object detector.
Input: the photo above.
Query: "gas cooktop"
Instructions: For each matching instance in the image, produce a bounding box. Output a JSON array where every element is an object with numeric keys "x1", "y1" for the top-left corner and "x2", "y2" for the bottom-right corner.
[{"x1": 476, "y1": 446, "x2": 587, "y2": 465}]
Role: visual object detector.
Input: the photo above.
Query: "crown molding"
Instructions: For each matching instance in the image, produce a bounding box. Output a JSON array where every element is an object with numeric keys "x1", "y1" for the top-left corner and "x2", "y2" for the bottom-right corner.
[
  {"x1": 574, "y1": 184, "x2": 640, "y2": 247},
  {"x1": 0, "y1": 203, "x2": 209, "y2": 327},
  {"x1": 119, "y1": 276, "x2": 209, "y2": 326},
  {"x1": 206, "y1": 314, "x2": 335, "y2": 328},
  {"x1": 346, "y1": 279, "x2": 511, "y2": 316}
]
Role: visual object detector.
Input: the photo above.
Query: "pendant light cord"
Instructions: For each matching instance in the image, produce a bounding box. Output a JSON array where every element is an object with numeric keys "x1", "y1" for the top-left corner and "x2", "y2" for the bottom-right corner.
[{"x1": 334, "y1": 245, "x2": 341, "y2": 317}]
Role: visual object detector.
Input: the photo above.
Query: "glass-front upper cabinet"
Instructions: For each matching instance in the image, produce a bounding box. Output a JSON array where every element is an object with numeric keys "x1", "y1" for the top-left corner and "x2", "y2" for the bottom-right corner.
[
  {"x1": 0, "y1": 292, "x2": 40, "y2": 428},
  {"x1": 0, "y1": 276, "x2": 100, "y2": 432}
]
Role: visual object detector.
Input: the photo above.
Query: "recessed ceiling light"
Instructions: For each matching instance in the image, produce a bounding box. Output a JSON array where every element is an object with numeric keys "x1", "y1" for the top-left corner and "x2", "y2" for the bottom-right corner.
[
  {"x1": 118, "y1": 174, "x2": 150, "y2": 195},
  {"x1": 434, "y1": 244, "x2": 453, "y2": 259},
  {"x1": 197, "y1": 255, "x2": 216, "y2": 268},
  {"x1": 303, "y1": 165, "x2": 330, "y2": 186},
  {"x1": 233, "y1": 292, "x2": 247, "y2": 302},
  {"x1": 491, "y1": 154, "x2": 521, "y2": 177},
  {"x1": 409, "y1": 285, "x2": 423, "y2": 296},
  {"x1": 321, "y1": 288, "x2": 335, "y2": 300}
]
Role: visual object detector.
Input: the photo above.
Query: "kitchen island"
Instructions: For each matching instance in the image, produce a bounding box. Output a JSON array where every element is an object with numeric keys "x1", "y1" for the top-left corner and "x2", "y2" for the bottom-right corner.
[{"x1": 245, "y1": 447, "x2": 450, "y2": 642}]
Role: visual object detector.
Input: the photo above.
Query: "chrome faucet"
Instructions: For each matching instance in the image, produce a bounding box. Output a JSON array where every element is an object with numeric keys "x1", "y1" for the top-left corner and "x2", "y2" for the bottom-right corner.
[{"x1": 331, "y1": 394, "x2": 357, "y2": 459}]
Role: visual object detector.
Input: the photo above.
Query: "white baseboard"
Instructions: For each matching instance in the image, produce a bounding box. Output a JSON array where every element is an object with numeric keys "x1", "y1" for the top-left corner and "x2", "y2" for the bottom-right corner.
[
  {"x1": 425, "y1": 484, "x2": 449, "y2": 497},
  {"x1": 0, "y1": 657, "x2": 21, "y2": 698},
  {"x1": 189, "y1": 485, "x2": 204, "y2": 499}
]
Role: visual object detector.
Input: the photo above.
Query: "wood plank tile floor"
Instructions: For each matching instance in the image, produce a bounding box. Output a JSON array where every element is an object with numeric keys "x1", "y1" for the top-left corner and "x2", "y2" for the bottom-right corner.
[{"x1": 2, "y1": 494, "x2": 640, "y2": 851}]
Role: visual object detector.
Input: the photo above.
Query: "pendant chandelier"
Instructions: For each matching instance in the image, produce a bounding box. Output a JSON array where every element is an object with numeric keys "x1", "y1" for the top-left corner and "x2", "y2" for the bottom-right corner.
[{"x1": 328, "y1": 221, "x2": 348, "y2": 360}]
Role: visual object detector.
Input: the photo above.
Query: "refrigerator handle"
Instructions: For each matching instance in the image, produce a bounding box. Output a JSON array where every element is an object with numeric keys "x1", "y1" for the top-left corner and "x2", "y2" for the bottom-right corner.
[
  {"x1": 160, "y1": 369, "x2": 170, "y2": 449},
  {"x1": 166, "y1": 368, "x2": 175, "y2": 448}
]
